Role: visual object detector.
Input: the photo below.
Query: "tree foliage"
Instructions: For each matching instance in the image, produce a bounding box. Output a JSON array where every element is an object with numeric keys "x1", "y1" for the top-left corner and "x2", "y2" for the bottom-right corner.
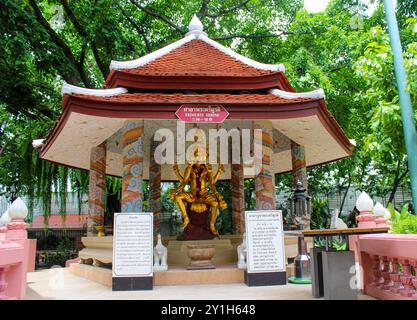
[{"x1": 0, "y1": 0, "x2": 416, "y2": 218}]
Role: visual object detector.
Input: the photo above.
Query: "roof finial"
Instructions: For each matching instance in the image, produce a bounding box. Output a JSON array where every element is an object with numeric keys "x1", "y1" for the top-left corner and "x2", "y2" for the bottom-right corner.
[{"x1": 188, "y1": 15, "x2": 204, "y2": 32}]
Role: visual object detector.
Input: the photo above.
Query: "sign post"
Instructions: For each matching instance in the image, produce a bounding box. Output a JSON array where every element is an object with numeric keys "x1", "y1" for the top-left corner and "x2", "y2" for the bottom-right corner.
[
  {"x1": 244, "y1": 210, "x2": 286, "y2": 286},
  {"x1": 112, "y1": 212, "x2": 153, "y2": 291}
]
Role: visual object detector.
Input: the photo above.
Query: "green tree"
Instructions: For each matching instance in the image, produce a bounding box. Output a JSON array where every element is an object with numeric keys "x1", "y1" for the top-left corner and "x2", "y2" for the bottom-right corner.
[
  {"x1": 0, "y1": 0, "x2": 415, "y2": 220},
  {"x1": 354, "y1": 19, "x2": 417, "y2": 203}
]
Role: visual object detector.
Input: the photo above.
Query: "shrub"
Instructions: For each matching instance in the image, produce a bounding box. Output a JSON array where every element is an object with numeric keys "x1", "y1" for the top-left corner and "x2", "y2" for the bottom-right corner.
[
  {"x1": 388, "y1": 203, "x2": 417, "y2": 234},
  {"x1": 310, "y1": 198, "x2": 331, "y2": 229},
  {"x1": 36, "y1": 250, "x2": 78, "y2": 269}
]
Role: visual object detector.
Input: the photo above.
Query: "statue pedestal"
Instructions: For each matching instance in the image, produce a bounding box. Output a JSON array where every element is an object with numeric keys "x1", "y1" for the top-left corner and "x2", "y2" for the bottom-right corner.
[{"x1": 177, "y1": 209, "x2": 214, "y2": 241}]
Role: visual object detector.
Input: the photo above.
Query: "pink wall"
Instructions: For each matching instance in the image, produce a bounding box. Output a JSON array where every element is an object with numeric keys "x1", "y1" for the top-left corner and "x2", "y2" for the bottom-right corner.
[
  {"x1": 27, "y1": 239, "x2": 37, "y2": 273},
  {"x1": 354, "y1": 234, "x2": 417, "y2": 300},
  {"x1": 0, "y1": 219, "x2": 29, "y2": 300}
]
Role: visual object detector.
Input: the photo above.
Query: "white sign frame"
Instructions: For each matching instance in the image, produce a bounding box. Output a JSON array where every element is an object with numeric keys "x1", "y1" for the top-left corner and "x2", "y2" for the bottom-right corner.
[
  {"x1": 112, "y1": 212, "x2": 154, "y2": 277},
  {"x1": 245, "y1": 210, "x2": 286, "y2": 274}
]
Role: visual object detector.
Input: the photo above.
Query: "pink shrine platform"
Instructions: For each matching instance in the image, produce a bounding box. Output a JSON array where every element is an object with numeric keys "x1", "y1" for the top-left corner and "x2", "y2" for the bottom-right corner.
[
  {"x1": 67, "y1": 234, "x2": 306, "y2": 288},
  {"x1": 69, "y1": 263, "x2": 245, "y2": 287}
]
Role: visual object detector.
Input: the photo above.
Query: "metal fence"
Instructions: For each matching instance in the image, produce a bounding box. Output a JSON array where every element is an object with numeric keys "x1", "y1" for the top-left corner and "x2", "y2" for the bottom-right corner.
[
  {"x1": 317, "y1": 186, "x2": 412, "y2": 215},
  {"x1": 0, "y1": 193, "x2": 89, "y2": 217},
  {"x1": 28, "y1": 229, "x2": 86, "y2": 239},
  {"x1": 0, "y1": 186, "x2": 412, "y2": 223},
  {"x1": 277, "y1": 186, "x2": 412, "y2": 216}
]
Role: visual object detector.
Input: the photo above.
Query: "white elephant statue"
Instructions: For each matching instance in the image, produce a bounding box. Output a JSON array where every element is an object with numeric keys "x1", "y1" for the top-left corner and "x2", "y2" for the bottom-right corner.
[
  {"x1": 237, "y1": 232, "x2": 247, "y2": 269},
  {"x1": 153, "y1": 233, "x2": 168, "y2": 271}
]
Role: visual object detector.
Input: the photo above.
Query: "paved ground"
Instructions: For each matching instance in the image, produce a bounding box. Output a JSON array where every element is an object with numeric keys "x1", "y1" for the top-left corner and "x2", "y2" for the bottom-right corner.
[{"x1": 25, "y1": 268, "x2": 373, "y2": 300}]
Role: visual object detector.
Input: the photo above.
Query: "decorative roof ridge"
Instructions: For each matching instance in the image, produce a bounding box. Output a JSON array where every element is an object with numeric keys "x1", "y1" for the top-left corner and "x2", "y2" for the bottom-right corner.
[
  {"x1": 110, "y1": 34, "x2": 196, "y2": 70},
  {"x1": 269, "y1": 88, "x2": 325, "y2": 99},
  {"x1": 109, "y1": 15, "x2": 285, "y2": 73},
  {"x1": 32, "y1": 139, "x2": 45, "y2": 149},
  {"x1": 185, "y1": 15, "x2": 208, "y2": 37},
  {"x1": 61, "y1": 81, "x2": 128, "y2": 97},
  {"x1": 198, "y1": 35, "x2": 285, "y2": 72}
]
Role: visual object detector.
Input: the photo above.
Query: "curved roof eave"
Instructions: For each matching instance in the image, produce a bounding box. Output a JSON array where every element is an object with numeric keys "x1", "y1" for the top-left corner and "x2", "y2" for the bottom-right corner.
[
  {"x1": 270, "y1": 88, "x2": 325, "y2": 99},
  {"x1": 39, "y1": 92, "x2": 354, "y2": 163},
  {"x1": 61, "y1": 81, "x2": 128, "y2": 97}
]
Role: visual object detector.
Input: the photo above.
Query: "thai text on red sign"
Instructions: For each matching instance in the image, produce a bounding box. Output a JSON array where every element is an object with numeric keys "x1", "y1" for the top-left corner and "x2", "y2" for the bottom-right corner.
[{"x1": 175, "y1": 105, "x2": 229, "y2": 123}]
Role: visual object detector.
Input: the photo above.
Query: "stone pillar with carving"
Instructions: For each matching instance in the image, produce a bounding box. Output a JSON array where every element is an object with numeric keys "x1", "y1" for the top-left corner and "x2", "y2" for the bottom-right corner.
[
  {"x1": 121, "y1": 120, "x2": 144, "y2": 213},
  {"x1": 291, "y1": 141, "x2": 308, "y2": 190},
  {"x1": 149, "y1": 138, "x2": 161, "y2": 234},
  {"x1": 87, "y1": 142, "x2": 107, "y2": 236},
  {"x1": 254, "y1": 121, "x2": 276, "y2": 210},
  {"x1": 232, "y1": 163, "x2": 245, "y2": 234}
]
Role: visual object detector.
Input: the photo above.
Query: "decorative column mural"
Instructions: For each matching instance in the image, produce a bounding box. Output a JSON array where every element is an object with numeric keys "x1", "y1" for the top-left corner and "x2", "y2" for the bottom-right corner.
[
  {"x1": 231, "y1": 163, "x2": 245, "y2": 234},
  {"x1": 291, "y1": 141, "x2": 308, "y2": 190},
  {"x1": 149, "y1": 138, "x2": 161, "y2": 234},
  {"x1": 291, "y1": 141, "x2": 310, "y2": 229},
  {"x1": 254, "y1": 121, "x2": 276, "y2": 210},
  {"x1": 87, "y1": 142, "x2": 107, "y2": 236},
  {"x1": 121, "y1": 120, "x2": 144, "y2": 213}
]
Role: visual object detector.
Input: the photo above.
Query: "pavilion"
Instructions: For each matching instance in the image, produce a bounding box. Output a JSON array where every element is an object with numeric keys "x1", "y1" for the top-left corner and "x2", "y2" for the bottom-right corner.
[{"x1": 34, "y1": 16, "x2": 354, "y2": 280}]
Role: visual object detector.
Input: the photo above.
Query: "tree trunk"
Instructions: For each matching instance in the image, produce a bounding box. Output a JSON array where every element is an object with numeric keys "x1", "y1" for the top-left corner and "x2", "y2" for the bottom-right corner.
[
  {"x1": 339, "y1": 179, "x2": 351, "y2": 214},
  {"x1": 387, "y1": 163, "x2": 409, "y2": 204}
]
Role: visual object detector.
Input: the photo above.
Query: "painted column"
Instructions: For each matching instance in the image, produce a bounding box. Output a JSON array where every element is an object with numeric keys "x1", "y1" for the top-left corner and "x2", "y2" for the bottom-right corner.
[
  {"x1": 121, "y1": 120, "x2": 144, "y2": 213},
  {"x1": 232, "y1": 163, "x2": 245, "y2": 234},
  {"x1": 87, "y1": 142, "x2": 106, "y2": 236},
  {"x1": 149, "y1": 138, "x2": 161, "y2": 234},
  {"x1": 291, "y1": 141, "x2": 310, "y2": 229},
  {"x1": 291, "y1": 141, "x2": 308, "y2": 190},
  {"x1": 254, "y1": 121, "x2": 276, "y2": 210}
]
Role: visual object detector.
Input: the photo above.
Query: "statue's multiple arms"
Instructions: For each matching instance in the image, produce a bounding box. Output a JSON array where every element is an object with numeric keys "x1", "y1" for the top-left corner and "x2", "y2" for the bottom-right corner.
[
  {"x1": 207, "y1": 168, "x2": 227, "y2": 210},
  {"x1": 169, "y1": 164, "x2": 192, "y2": 199},
  {"x1": 213, "y1": 164, "x2": 224, "y2": 183},
  {"x1": 173, "y1": 163, "x2": 184, "y2": 182}
]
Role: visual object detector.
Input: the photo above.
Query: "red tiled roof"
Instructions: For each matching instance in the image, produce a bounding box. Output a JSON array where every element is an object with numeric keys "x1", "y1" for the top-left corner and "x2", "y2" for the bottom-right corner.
[
  {"x1": 116, "y1": 39, "x2": 276, "y2": 77},
  {"x1": 71, "y1": 92, "x2": 318, "y2": 104},
  {"x1": 30, "y1": 214, "x2": 87, "y2": 229}
]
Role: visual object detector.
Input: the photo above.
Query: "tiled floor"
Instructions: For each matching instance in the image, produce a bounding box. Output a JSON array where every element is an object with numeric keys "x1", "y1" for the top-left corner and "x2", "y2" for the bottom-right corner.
[{"x1": 25, "y1": 268, "x2": 374, "y2": 300}]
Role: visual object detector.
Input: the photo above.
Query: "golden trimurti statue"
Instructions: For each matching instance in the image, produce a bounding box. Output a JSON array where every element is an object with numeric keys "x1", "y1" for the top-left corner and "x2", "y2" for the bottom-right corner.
[{"x1": 169, "y1": 154, "x2": 227, "y2": 237}]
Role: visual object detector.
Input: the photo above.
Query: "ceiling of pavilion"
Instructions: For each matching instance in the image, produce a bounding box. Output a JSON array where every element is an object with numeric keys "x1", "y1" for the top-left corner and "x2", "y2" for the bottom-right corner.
[{"x1": 41, "y1": 117, "x2": 349, "y2": 180}]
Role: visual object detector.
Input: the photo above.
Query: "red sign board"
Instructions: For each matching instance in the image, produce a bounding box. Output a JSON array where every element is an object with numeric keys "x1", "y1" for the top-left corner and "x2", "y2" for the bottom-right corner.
[{"x1": 175, "y1": 105, "x2": 229, "y2": 123}]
